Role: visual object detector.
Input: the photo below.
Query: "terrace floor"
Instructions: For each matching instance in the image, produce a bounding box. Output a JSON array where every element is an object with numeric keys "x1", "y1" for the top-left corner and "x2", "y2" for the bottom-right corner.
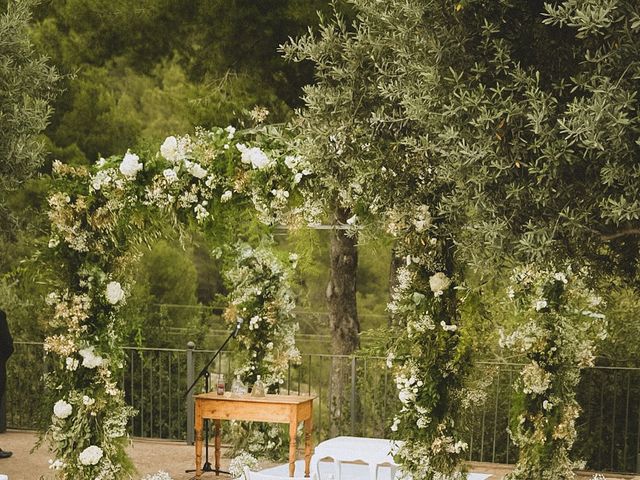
[{"x1": 0, "y1": 430, "x2": 635, "y2": 480}]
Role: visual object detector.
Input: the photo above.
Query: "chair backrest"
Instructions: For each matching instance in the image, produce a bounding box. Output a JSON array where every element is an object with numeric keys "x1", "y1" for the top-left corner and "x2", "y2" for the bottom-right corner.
[{"x1": 243, "y1": 466, "x2": 318, "y2": 480}]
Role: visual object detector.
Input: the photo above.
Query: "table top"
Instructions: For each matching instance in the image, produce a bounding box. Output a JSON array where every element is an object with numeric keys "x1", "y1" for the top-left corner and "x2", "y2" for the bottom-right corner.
[{"x1": 194, "y1": 392, "x2": 316, "y2": 404}]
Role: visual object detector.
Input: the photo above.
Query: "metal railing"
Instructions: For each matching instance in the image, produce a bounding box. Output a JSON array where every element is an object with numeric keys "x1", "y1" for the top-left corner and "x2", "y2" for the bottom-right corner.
[{"x1": 6, "y1": 341, "x2": 640, "y2": 473}]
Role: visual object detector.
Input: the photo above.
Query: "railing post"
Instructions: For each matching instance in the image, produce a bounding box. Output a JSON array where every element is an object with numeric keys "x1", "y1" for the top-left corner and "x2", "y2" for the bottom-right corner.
[
  {"x1": 351, "y1": 356, "x2": 357, "y2": 436},
  {"x1": 186, "y1": 341, "x2": 195, "y2": 445}
]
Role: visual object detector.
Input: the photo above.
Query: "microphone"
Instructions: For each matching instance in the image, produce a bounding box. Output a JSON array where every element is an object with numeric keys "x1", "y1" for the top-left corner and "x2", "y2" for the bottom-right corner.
[{"x1": 232, "y1": 318, "x2": 244, "y2": 338}]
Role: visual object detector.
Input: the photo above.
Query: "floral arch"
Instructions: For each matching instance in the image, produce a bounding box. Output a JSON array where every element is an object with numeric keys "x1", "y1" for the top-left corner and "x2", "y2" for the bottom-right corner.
[{"x1": 43, "y1": 126, "x2": 308, "y2": 478}]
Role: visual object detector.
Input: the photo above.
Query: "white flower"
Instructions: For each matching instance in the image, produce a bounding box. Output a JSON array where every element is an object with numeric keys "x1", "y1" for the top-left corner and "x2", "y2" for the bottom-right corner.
[
  {"x1": 294, "y1": 172, "x2": 303, "y2": 184},
  {"x1": 543, "y1": 400, "x2": 553, "y2": 411},
  {"x1": 65, "y1": 357, "x2": 79, "y2": 371},
  {"x1": 346, "y1": 214, "x2": 358, "y2": 225},
  {"x1": 105, "y1": 281, "x2": 125, "y2": 305},
  {"x1": 390, "y1": 417, "x2": 400, "y2": 432},
  {"x1": 91, "y1": 170, "x2": 112, "y2": 191},
  {"x1": 221, "y1": 190, "x2": 233, "y2": 202},
  {"x1": 398, "y1": 389, "x2": 416, "y2": 405},
  {"x1": 194, "y1": 204, "x2": 209, "y2": 222},
  {"x1": 588, "y1": 295, "x2": 602, "y2": 307},
  {"x1": 160, "y1": 136, "x2": 180, "y2": 163},
  {"x1": 534, "y1": 299, "x2": 548, "y2": 311},
  {"x1": 225, "y1": 125, "x2": 236, "y2": 139},
  {"x1": 229, "y1": 452, "x2": 259, "y2": 478},
  {"x1": 79, "y1": 347, "x2": 104, "y2": 369},
  {"x1": 82, "y1": 395, "x2": 95, "y2": 406},
  {"x1": 142, "y1": 471, "x2": 174, "y2": 480},
  {"x1": 236, "y1": 144, "x2": 274, "y2": 170},
  {"x1": 270, "y1": 189, "x2": 289, "y2": 201},
  {"x1": 440, "y1": 321, "x2": 458, "y2": 332},
  {"x1": 163, "y1": 168, "x2": 178, "y2": 183},
  {"x1": 48, "y1": 459, "x2": 65, "y2": 470},
  {"x1": 284, "y1": 155, "x2": 301, "y2": 169},
  {"x1": 119, "y1": 151, "x2": 143, "y2": 178},
  {"x1": 553, "y1": 272, "x2": 568, "y2": 284},
  {"x1": 186, "y1": 161, "x2": 207, "y2": 179},
  {"x1": 53, "y1": 399, "x2": 73, "y2": 419},
  {"x1": 429, "y1": 272, "x2": 451, "y2": 297},
  {"x1": 79, "y1": 445, "x2": 103, "y2": 466},
  {"x1": 96, "y1": 157, "x2": 107, "y2": 168}
]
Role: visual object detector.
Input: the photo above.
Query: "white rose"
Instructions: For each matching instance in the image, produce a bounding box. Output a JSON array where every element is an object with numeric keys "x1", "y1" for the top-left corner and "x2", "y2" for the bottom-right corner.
[
  {"x1": 53, "y1": 399, "x2": 73, "y2": 419},
  {"x1": 78, "y1": 445, "x2": 103, "y2": 466},
  {"x1": 429, "y1": 272, "x2": 451, "y2": 296},
  {"x1": 221, "y1": 190, "x2": 233, "y2": 202},
  {"x1": 105, "y1": 281, "x2": 125, "y2": 305},
  {"x1": 82, "y1": 395, "x2": 95, "y2": 406},
  {"x1": 79, "y1": 347, "x2": 104, "y2": 369},
  {"x1": 119, "y1": 151, "x2": 143, "y2": 178},
  {"x1": 163, "y1": 168, "x2": 178, "y2": 183}
]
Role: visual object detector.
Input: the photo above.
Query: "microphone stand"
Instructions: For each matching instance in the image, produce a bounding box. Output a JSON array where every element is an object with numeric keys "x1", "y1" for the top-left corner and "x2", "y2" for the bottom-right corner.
[{"x1": 185, "y1": 324, "x2": 239, "y2": 477}]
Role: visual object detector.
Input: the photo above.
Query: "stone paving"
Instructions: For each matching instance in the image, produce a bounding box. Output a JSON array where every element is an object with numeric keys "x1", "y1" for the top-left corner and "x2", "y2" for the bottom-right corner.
[{"x1": 0, "y1": 430, "x2": 634, "y2": 480}]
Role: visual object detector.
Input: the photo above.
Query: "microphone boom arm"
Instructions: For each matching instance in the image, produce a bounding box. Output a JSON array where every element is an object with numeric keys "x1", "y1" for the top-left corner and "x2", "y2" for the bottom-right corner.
[{"x1": 184, "y1": 325, "x2": 237, "y2": 398}]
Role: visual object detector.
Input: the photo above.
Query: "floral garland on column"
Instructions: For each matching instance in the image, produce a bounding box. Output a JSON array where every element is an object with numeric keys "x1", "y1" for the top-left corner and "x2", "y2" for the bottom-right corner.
[
  {"x1": 500, "y1": 266, "x2": 607, "y2": 480},
  {"x1": 224, "y1": 242, "x2": 300, "y2": 388},
  {"x1": 223, "y1": 242, "x2": 301, "y2": 458},
  {"x1": 43, "y1": 126, "x2": 303, "y2": 478},
  {"x1": 385, "y1": 206, "x2": 471, "y2": 480}
]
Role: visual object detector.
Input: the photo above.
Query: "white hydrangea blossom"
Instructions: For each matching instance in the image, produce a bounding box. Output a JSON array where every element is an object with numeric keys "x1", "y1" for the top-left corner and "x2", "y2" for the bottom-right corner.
[
  {"x1": 78, "y1": 445, "x2": 103, "y2": 466},
  {"x1": 53, "y1": 399, "x2": 73, "y2": 419}
]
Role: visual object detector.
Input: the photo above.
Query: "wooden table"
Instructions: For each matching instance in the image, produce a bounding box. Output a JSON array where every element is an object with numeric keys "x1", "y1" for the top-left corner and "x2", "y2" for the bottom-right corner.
[{"x1": 194, "y1": 393, "x2": 316, "y2": 479}]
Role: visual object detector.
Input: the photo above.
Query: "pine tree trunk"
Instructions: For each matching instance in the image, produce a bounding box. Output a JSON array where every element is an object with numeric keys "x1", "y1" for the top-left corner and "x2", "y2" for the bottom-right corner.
[{"x1": 326, "y1": 207, "x2": 360, "y2": 435}]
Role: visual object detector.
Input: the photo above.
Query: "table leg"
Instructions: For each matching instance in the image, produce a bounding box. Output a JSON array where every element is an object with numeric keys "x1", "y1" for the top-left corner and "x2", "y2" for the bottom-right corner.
[
  {"x1": 195, "y1": 402, "x2": 203, "y2": 479},
  {"x1": 304, "y1": 417, "x2": 313, "y2": 477},
  {"x1": 289, "y1": 420, "x2": 297, "y2": 477},
  {"x1": 215, "y1": 419, "x2": 222, "y2": 475}
]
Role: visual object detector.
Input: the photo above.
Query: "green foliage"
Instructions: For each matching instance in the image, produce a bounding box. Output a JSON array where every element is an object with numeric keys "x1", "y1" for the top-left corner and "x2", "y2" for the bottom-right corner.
[{"x1": 0, "y1": 0, "x2": 59, "y2": 225}]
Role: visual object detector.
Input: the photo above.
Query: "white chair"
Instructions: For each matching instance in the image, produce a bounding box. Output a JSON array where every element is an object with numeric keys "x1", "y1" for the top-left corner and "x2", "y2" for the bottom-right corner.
[{"x1": 244, "y1": 466, "x2": 319, "y2": 480}]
